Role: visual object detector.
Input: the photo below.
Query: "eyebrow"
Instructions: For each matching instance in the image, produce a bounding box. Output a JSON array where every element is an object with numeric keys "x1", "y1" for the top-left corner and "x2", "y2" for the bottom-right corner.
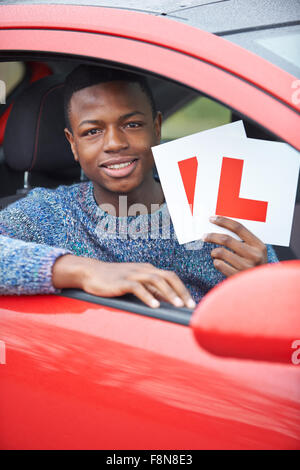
[{"x1": 78, "y1": 111, "x2": 146, "y2": 129}]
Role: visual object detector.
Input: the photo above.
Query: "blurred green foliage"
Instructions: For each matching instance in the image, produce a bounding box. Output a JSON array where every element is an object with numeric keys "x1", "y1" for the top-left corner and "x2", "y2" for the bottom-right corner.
[{"x1": 161, "y1": 96, "x2": 231, "y2": 141}]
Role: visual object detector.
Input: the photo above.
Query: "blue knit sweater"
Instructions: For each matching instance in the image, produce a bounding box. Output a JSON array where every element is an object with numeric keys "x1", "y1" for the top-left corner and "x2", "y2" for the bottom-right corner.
[{"x1": 0, "y1": 182, "x2": 278, "y2": 302}]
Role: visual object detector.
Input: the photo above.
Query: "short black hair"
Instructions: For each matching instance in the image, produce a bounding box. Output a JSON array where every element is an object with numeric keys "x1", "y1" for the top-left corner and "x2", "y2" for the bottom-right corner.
[{"x1": 64, "y1": 65, "x2": 157, "y2": 132}]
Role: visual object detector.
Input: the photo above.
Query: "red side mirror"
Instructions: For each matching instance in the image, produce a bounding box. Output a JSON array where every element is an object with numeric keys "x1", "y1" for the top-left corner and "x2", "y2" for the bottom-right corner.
[{"x1": 191, "y1": 261, "x2": 300, "y2": 363}]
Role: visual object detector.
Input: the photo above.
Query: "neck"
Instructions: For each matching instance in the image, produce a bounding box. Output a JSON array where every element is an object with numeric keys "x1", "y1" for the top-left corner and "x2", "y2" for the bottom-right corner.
[{"x1": 93, "y1": 175, "x2": 165, "y2": 217}]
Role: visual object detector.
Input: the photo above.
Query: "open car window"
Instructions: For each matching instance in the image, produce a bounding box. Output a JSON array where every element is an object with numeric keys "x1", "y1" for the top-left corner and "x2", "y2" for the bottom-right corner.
[
  {"x1": 0, "y1": 54, "x2": 299, "y2": 320},
  {"x1": 0, "y1": 61, "x2": 25, "y2": 98}
]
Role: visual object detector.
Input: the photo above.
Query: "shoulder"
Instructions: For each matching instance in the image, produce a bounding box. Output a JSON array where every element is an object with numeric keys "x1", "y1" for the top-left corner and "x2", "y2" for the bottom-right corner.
[
  {"x1": 11, "y1": 182, "x2": 89, "y2": 210},
  {"x1": 27, "y1": 181, "x2": 87, "y2": 202},
  {"x1": 0, "y1": 182, "x2": 91, "y2": 224}
]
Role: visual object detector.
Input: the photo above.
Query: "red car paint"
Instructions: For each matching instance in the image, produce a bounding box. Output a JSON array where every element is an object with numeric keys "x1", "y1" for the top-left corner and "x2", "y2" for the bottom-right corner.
[{"x1": 1, "y1": 292, "x2": 300, "y2": 450}]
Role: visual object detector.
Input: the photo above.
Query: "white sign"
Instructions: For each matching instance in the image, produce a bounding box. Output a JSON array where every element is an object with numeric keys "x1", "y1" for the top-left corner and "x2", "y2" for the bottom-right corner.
[{"x1": 152, "y1": 122, "x2": 300, "y2": 246}]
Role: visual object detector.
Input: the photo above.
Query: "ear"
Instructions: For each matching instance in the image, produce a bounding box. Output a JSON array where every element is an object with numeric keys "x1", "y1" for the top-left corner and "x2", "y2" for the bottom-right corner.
[
  {"x1": 64, "y1": 128, "x2": 79, "y2": 162},
  {"x1": 154, "y1": 112, "x2": 162, "y2": 145}
]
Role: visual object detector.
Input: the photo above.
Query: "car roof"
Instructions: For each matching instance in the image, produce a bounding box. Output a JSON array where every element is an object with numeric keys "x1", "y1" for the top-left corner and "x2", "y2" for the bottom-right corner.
[
  {"x1": 2, "y1": 0, "x2": 300, "y2": 77},
  {"x1": 1, "y1": 0, "x2": 298, "y2": 31}
]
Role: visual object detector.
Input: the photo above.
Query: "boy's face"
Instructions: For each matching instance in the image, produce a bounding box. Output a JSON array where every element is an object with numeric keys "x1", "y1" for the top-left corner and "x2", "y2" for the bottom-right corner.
[{"x1": 65, "y1": 81, "x2": 161, "y2": 195}]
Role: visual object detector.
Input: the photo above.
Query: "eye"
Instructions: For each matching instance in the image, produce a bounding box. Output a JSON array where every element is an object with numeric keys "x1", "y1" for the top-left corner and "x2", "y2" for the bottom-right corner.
[
  {"x1": 125, "y1": 121, "x2": 143, "y2": 129},
  {"x1": 85, "y1": 128, "x2": 102, "y2": 136}
]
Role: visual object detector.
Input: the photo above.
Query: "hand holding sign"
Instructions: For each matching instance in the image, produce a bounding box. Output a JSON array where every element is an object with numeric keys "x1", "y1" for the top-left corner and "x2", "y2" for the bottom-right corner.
[{"x1": 204, "y1": 216, "x2": 268, "y2": 277}]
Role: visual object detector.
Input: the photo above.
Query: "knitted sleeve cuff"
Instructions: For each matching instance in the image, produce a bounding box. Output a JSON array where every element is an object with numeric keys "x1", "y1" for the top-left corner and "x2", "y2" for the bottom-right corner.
[{"x1": 0, "y1": 235, "x2": 71, "y2": 295}]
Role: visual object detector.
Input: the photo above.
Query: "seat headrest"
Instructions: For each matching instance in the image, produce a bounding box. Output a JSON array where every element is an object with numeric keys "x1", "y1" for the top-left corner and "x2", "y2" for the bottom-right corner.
[{"x1": 4, "y1": 75, "x2": 78, "y2": 172}]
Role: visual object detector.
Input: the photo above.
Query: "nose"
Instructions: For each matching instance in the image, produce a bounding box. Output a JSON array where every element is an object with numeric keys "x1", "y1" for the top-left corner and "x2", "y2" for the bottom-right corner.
[{"x1": 103, "y1": 125, "x2": 129, "y2": 153}]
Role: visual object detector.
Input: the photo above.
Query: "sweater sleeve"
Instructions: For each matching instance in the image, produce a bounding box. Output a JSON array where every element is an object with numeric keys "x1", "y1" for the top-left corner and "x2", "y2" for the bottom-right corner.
[
  {"x1": 266, "y1": 244, "x2": 279, "y2": 263},
  {"x1": 0, "y1": 188, "x2": 72, "y2": 295}
]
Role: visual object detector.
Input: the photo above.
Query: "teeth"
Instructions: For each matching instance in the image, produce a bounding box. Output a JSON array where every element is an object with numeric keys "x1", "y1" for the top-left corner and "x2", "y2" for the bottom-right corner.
[{"x1": 106, "y1": 161, "x2": 134, "y2": 169}]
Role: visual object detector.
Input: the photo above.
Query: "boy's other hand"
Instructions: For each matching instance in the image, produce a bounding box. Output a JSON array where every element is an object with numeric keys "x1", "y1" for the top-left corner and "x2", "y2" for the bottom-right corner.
[{"x1": 203, "y1": 216, "x2": 268, "y2": 277}]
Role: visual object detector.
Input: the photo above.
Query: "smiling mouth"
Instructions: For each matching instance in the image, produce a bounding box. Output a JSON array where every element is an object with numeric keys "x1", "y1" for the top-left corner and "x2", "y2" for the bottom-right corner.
[
  {"x1": 100, "y1": 158, "x2": 139, "y2": 178},
  {"x1": 103, "y1": 159, "x2": 137, "y2": 170}
]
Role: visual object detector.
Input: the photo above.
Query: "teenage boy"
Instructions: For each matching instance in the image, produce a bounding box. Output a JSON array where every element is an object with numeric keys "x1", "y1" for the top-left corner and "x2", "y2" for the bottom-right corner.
[{"x1": 0, "y1": 66, "x2": 277, "y2": 308}]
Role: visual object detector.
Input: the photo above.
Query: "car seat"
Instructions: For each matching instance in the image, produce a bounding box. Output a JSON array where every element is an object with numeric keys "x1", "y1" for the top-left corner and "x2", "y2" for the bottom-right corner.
[{"x1": 0, "y1": 74, "x2": 81, "y2": 209}]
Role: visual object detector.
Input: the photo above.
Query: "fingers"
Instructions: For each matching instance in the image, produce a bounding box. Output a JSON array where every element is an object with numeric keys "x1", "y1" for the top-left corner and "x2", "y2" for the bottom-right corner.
[
  {"x1": 204, "y1": 232, "x2": 267, "y2": 266},
  {"x1": 204, "y1": 231, "x2": 248, "y2": 257},
  {"x1": 204, "y1": 216, "x2": 268, "y2": 276},
  {"x1": 125, "y1": 281, "x2": 161, "y2": 309},
  {"x1": 209, "y1": 216, "x2": 266, "y2": 249},
  {"x1": 212, "y1": 259, "x2": 238, "y2": 277},
  {"x1": 146, "y1": 284, "x2": 166, "y2": 301},
  {"x1": 130, "y1": 272, "x2": 182, "y2": 307},
  {"x1": 158, "y1": 269, "x2": 196, "y2": 309},
  {"x1": 129, "y1": 268, "x2": 196, "y2": 309},
  {"x1": 144, "y1": 277, "x2": 184, "y2": 307},
  {"x1": 210, "y1": 246, "x2": 255, "y2": 271}
]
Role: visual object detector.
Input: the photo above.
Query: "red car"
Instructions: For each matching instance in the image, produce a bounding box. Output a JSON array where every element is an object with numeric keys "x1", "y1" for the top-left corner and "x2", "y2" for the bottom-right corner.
[{"x1": 0, "y1": 0, "x2": 299, "y2": 450}]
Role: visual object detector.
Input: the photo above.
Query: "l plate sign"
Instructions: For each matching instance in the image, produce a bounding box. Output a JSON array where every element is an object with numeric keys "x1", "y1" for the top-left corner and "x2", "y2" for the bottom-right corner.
[{"x1": 152, "y1": 122, "x2": 300, "y2": 246}]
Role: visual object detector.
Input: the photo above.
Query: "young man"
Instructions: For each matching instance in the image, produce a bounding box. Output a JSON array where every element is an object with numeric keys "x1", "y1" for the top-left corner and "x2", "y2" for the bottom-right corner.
[{"x1": 0, "y1": 65, "x2": 277, "y2": 308}]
